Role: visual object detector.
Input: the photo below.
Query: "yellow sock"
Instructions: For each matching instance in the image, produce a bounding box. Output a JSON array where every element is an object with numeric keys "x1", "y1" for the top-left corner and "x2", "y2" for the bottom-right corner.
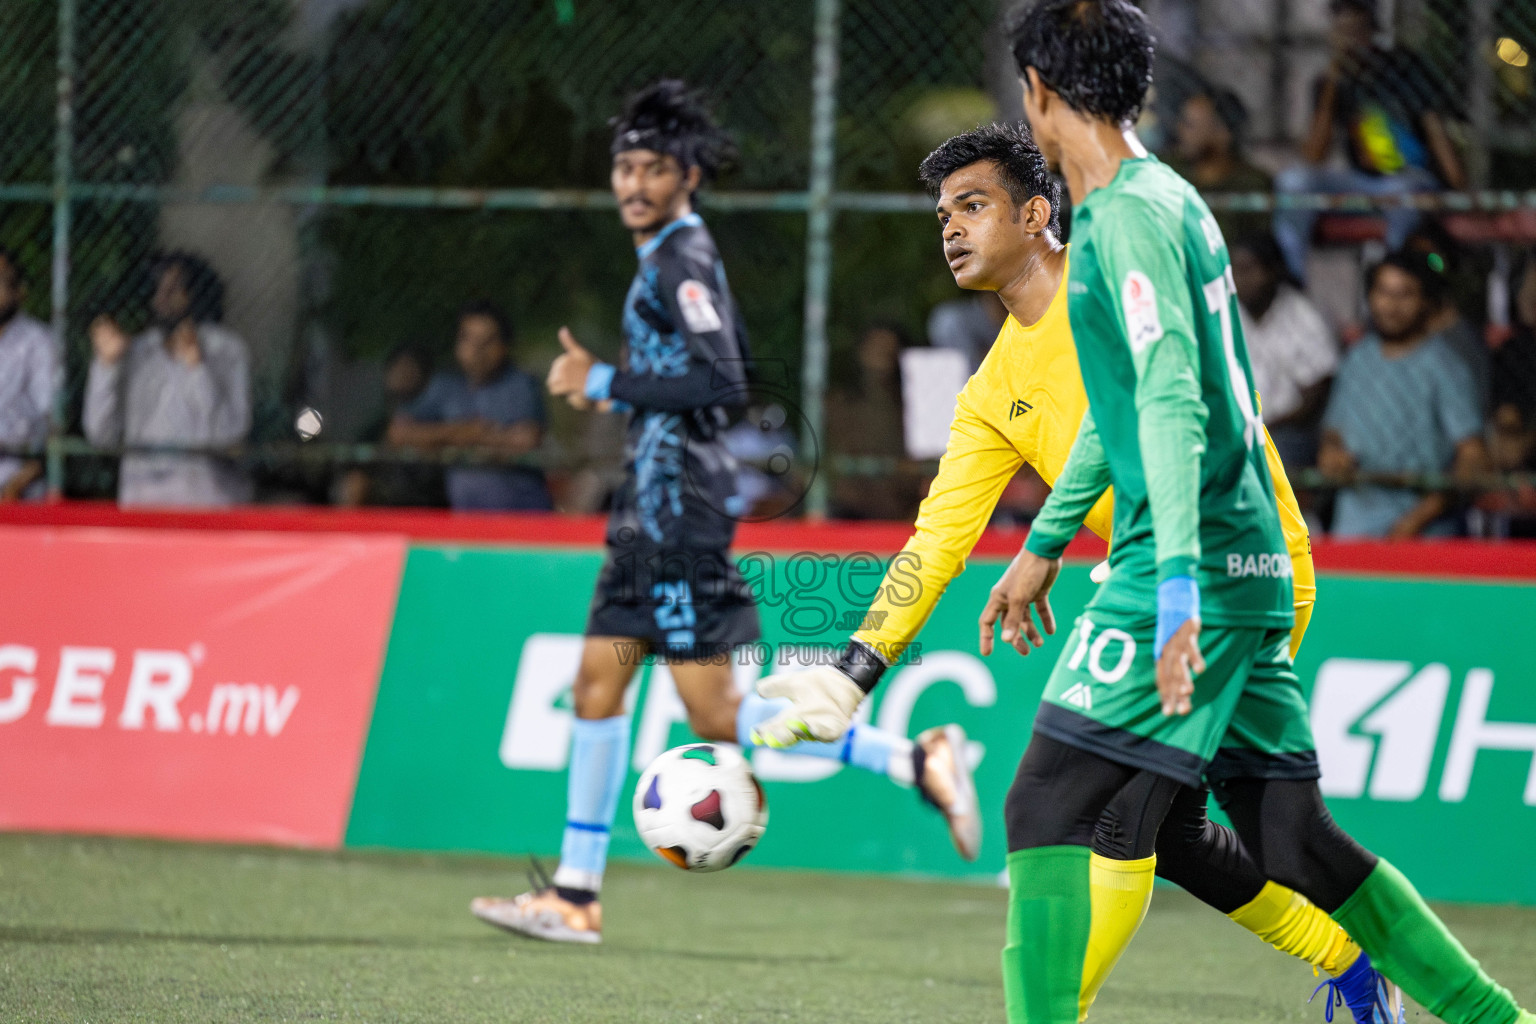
[
  {"x1": 1228, "y1": 881, "x2": 1360, "y2": 976},
  {"x1": 1079, "y1": 853, "x2": 1156, "y2": 1021}
]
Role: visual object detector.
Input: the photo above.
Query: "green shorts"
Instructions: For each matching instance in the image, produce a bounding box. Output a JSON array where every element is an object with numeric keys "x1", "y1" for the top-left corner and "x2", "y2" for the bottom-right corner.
[{"x1": 1032, "y1": 611, "x2": 1319, "y2": 789}]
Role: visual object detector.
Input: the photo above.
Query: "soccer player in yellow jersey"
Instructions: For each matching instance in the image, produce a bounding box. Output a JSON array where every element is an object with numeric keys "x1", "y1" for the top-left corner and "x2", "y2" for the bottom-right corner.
[{"x1": 753, "y1": 123, "x2": 1395, "y2": 1022}]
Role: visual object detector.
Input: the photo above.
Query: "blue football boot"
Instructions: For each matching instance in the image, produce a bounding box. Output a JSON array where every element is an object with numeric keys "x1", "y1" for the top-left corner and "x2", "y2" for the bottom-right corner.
[{"x1": 1310, "y1": 953, "x2": 1406, "y2": 1024}]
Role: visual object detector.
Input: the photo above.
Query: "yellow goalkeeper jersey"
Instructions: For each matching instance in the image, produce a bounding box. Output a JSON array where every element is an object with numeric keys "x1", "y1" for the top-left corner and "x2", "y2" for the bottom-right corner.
[{"x1": 854, "y1": 253, "x2": 1315, "y2": 661}]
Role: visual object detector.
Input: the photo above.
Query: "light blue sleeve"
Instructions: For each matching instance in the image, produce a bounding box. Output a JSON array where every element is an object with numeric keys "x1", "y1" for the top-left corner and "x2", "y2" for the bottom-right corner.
[
  {"x1": 1432, "y1": 342, "x2": 1484, "y2": 446},
  {"x1": 1320, "y1": 344, "x2": 1361, "y2": 435}
]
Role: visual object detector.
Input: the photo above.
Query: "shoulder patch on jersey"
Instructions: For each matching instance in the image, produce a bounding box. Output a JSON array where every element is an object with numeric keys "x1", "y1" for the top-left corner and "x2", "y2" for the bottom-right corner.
[
  {"x1": 1121, "y1": 270, "x2": 1163, "y2": 353},
  {"x1": 676, "y1": 279, "x2": 723, "y2": 334}
]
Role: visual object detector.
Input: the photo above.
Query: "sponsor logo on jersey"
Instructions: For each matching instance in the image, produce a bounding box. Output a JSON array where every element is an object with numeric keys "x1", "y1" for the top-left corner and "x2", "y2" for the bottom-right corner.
[
  {"x1": 1009, "y1": 399, "x2": 1033, "y2": 420},
  {"x1": 1060, "y1": 682, "x2": 1093, "y2": 710},
  {"x1": 677, "y1": 280, "x2": 722, "y2": 333},
  {"x1": 1121, "y1": 270, "x2": 1163, "y2": 352},
  {"x1": 1226, "y1": 552, "x2": 1294, "y2": 578}
]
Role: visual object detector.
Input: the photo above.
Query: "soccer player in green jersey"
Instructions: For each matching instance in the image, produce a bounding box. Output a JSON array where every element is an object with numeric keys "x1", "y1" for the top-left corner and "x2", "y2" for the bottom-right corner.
[
  {"x1": 978, "y1": 2, "x2": 1532, "y2": 1022},
  {"x1": 751, "y1": 2, "x2": 1536, "y2": 1022}
]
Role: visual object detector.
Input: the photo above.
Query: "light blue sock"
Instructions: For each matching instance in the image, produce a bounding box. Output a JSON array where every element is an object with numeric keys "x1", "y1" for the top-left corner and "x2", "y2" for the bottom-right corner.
[
  {"x1": 552, "y1": 715, "x2": 630, "y2": 894},
  {"x1": 736, "y1": 691, "x2": 913, "y2": 781}
]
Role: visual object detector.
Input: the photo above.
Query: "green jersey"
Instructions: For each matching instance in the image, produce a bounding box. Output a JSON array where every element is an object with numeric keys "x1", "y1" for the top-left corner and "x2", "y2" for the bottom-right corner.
[{"x1": 1025, "y1": 155, "x2": 1293, "y2": 629}]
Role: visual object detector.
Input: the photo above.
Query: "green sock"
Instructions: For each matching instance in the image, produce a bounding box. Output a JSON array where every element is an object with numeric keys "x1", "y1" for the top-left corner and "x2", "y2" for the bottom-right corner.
[
  {"x1": 1003, "y1": 846, "x2": 1092, "y2": 1024},
  {"x1": 1332, "y1": 858, "x2": 1527, "y2": 1024}
]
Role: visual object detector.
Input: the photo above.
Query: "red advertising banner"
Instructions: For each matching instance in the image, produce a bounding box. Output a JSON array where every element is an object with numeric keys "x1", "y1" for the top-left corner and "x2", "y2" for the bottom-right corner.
[{"x1": 0, "y1": 526, "x2": 405, "y2": 848}]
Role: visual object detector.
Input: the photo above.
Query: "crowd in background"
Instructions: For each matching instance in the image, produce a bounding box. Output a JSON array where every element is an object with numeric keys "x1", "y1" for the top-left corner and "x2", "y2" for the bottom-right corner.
[
  {"x1": 835, "y1": 0, "x2": 1536, "y2": 541},
  {"x1": 3, "y1": 0, "x2": 1536, "y2": 541}
]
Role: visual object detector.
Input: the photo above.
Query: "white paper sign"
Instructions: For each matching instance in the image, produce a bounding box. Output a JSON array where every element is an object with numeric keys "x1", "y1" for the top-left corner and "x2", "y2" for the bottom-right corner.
[{"x1": 899, "y1": 347, "x2": 969, "y2": 460}]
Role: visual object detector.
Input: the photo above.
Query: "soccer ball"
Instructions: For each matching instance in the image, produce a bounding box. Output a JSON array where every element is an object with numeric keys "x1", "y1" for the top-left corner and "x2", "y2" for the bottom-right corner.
[{"x1": 632, "y1": 743, "x2": 769, "y2": 872}]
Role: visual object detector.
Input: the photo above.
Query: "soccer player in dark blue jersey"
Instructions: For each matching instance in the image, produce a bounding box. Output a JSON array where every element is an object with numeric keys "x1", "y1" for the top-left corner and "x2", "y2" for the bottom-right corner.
[{"x1": 470, "y1": 81, "x2": 979, "y2": 944}]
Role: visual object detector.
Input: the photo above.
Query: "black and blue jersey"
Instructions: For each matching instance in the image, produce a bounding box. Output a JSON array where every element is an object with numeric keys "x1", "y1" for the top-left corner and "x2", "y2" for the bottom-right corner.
[
  {"x1": 585, "y1": 212, "x2": 750, "y2": 552},
  {"x1": 583, "y1": 213, "x2": 759, "y2": 655}
]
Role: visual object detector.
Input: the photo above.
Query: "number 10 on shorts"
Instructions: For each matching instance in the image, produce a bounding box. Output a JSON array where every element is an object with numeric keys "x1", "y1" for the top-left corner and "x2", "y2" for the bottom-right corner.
[{"x1": 1064, "y1": 616, "x2": 1137, "y2": 685}]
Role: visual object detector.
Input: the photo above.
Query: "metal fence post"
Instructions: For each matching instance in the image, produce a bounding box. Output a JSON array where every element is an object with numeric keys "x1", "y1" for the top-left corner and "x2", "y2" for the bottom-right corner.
[
  {"x1": 48, "y1": 0, "x2": 77, "y2": 493},
  {"x1": 800, "y1": 0, "x2": 840, "y2": 518}
]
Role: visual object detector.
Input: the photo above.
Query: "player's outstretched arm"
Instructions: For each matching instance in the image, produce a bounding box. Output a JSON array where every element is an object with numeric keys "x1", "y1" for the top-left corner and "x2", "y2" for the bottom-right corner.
[
  {"x1": 586, "y1": 254, "x2": 748, "y2": 414},
  {"x1": 751, "y1": 660, "x2": 868, "y2": 748},
  {"x1": 752, "y1": 400, "x2": 1024, "y2": 748}
]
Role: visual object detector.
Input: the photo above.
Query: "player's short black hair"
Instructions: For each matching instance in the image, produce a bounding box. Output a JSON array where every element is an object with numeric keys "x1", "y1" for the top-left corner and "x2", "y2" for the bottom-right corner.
[
  {"x1": 151, "y1": 250, "x2": 224, "y2": 323},
  {"x1": 1006, "y1": 0, "x2": 1156, "y2": 126},
  {"x1": 610, "y1": 80, "x2": 736, "y2": 183},
  {"x1": 917, "y1": 122, "x2": 1062, "y2": 235},
  {"x1": 1367, "y1": 249, "x2": 1447, "y2": 304},
  {"x1": 456, "y1": 298, "x2": 514, "y2": 344}
]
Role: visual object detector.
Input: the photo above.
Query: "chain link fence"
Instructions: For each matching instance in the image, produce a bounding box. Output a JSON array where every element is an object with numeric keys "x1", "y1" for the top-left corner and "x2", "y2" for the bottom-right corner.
[{"x1": 2, "y1": 0, "x2": 1536, "y2": 535}]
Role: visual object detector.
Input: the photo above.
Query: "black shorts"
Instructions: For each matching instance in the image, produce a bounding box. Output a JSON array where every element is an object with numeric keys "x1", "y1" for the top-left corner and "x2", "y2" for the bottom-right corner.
[{"x1": 584, "y1": 545, "x2": 760, "y2": 661}]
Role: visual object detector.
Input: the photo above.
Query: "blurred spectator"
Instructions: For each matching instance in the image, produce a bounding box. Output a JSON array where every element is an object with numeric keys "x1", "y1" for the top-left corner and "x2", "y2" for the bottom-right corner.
[
  {"x1": 1168, "y1": 87, "x2": 1272, "y2": 243},
  {"x1": 1405, "y1": 222, "x2": 1490, "y2": 414},
  {"x1": 1231, "y1": 234, "x2": 1337, "y2": 468},
  {"x1": 0, "y1": 247, "x2": 59, "y2": 502},
  {"x1": 1319, "y1": 251, "x2": 1488, "y2": 538},
  {"x1": 1273, "y1": 0, "x2": 1467, "y2": 283},
  {"x1": 720, "y1": 402, "x2": 803, "y2": 521},
  {"x1": 826, "y1": 322, "x2": 924, "y2": 521},
  {"x1": 1490, "y1": 256, "x2": 1536, "y2": 477},
  {"x1": 85, "y1": 252, "x2": 252, "y2": 507},
  {"x1": 387, "y1": 300, "x2": 552, "y2": 511},
  {"x1": 336, "y1": 344, "x2": 446, "y2": 508},
  {"x1": 926, "y1": 292, "x2": 1005, "y2": 375}
]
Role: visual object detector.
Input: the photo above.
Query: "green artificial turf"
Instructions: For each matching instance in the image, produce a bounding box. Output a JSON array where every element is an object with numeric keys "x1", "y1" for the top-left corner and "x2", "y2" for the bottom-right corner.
[{"x1": 1, "y1": 833, "x2": 1532, "y2": 1022}]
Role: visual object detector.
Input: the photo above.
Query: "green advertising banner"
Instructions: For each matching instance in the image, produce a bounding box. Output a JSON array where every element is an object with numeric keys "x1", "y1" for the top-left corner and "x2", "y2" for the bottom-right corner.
[{"x1": 347, "y1": 544, "x2": 1536, "y2": 905}]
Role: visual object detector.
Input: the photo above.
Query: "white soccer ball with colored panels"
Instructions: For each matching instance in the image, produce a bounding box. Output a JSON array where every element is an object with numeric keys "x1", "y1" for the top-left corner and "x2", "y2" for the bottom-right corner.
[{"x1": 633, "y1": 743, "x2": 769, "y2": 872}]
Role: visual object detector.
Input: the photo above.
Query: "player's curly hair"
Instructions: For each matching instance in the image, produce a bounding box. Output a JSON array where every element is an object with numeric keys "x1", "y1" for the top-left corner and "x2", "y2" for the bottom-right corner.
[
  {"x1": 917, "y1": 122, "x2": 1062, "y2": 235},
  {"x1": 1006, "y1": 0, "x2": 1156, "y2": 127},
  {"x1": 610, "y1": 80, "x2": 736, "y2": 183}
]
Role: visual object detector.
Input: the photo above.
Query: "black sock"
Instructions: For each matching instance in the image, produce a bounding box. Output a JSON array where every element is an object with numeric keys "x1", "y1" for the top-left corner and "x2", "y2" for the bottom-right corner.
[
  {"x1": 911, "y1": 744, "x2": 943, "y2": 809},
  {"x1": 556, "y1": 886, "x2": 597, "y2": 905}
]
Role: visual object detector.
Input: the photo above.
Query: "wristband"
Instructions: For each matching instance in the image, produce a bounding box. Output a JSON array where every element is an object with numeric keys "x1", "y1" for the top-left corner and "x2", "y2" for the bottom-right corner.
[
  {"x1": 835, "y1": 639, "x2": 889, "y2": 694},
  {"x1": 1154, "y1": 575, "x2": 1200, "y2": 660},
  {"x1": 584, "y1": 362, "x2": 617, "y2": 401}
]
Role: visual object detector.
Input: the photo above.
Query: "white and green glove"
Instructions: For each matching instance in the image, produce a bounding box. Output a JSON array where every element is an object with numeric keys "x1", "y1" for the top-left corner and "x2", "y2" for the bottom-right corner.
[{"x1": 749, "y1": 666, "x2": 866, "y2": 748}]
